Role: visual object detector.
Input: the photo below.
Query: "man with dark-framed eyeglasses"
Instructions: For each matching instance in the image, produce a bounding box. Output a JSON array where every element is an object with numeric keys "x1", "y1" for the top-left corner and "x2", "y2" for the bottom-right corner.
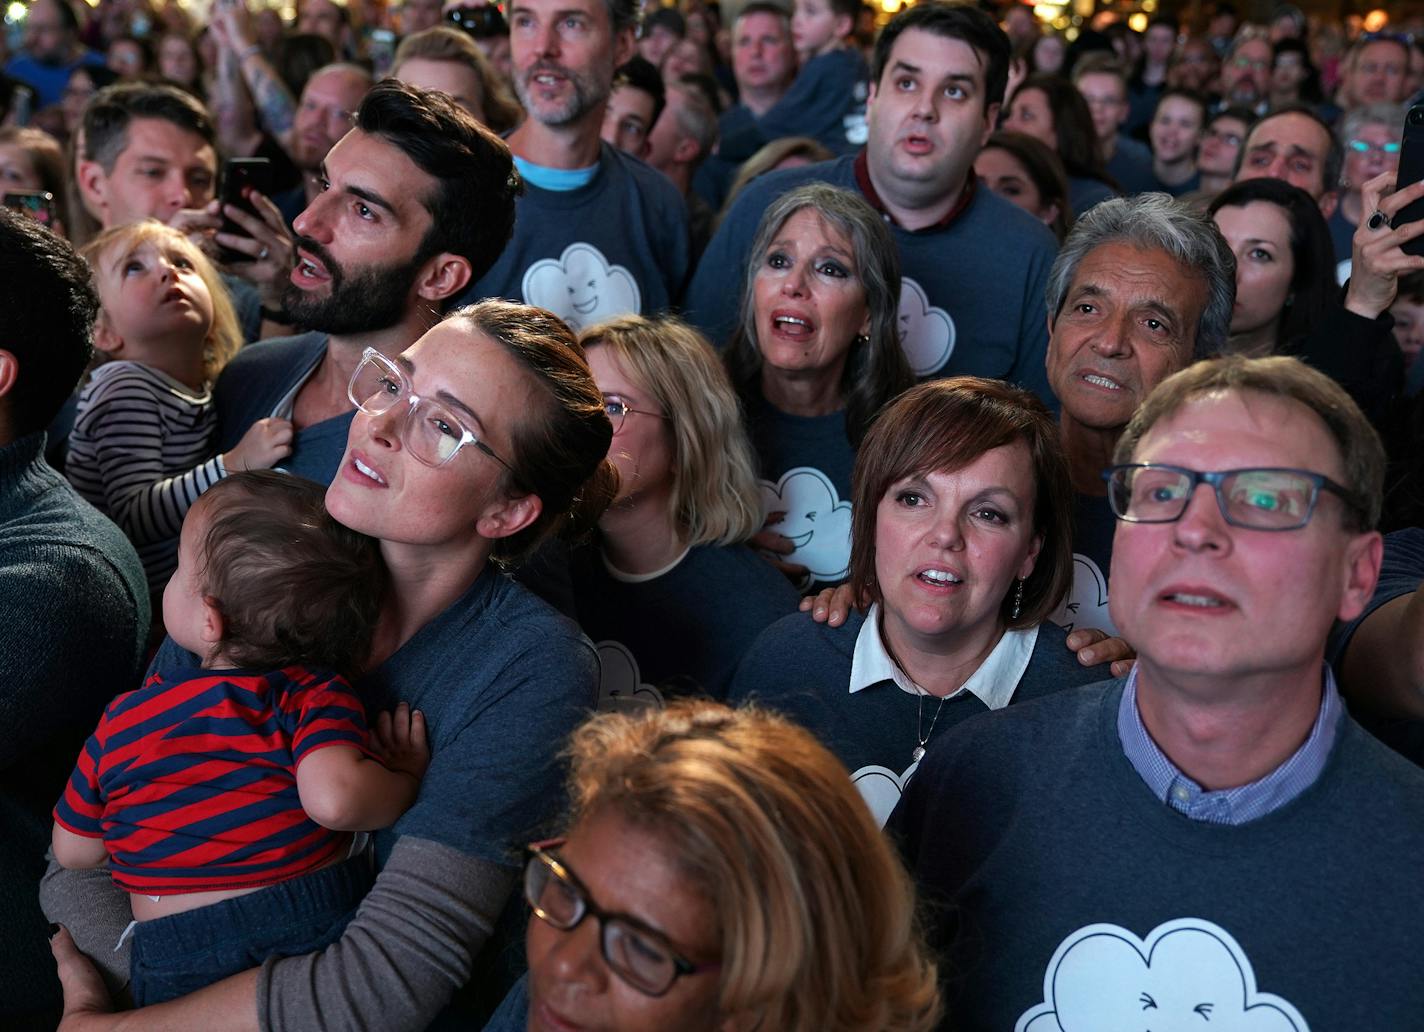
[{"x1": 889, "y1": 355, "x2": 1424, "y2": 1029}]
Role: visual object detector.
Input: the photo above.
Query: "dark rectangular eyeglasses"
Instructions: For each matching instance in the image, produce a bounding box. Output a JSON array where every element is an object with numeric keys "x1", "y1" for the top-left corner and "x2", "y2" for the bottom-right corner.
[{"x1": 1103, "y1": 464, "x2": 1360, "y2": 531}]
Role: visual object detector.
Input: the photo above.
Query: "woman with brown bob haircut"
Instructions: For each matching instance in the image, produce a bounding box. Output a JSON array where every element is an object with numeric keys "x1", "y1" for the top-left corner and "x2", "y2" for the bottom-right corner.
[
  {"x1": 484, "y1": 699, "x2": 942, "y2": 1032},
  {"x1": 730, "y1": 377, "x2": 1110, "y2": 827}
]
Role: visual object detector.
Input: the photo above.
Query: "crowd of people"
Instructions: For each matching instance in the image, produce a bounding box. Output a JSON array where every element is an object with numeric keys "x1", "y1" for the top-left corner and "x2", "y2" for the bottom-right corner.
[{"x1": 3, "y1": 0, "x2": 1424, "y2": 1027}]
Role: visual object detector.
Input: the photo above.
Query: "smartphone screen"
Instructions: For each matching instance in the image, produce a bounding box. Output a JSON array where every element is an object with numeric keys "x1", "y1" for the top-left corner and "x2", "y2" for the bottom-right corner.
[
  {"x1": 4, "y1": 190, "x2": 58, "y2": 230},
  {"x1": 218, "y1": 157, "x2": 274, "y2": 263}
]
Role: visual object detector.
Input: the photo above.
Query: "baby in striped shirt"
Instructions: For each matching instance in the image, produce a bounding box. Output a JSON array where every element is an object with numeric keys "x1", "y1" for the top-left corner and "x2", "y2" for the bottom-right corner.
[
  {"x1": 52, "y1": 472, "x2": 427, "y2": 1005},
  {"x1": 67, "y1": 220, "x2": 292, "y2": 606}
]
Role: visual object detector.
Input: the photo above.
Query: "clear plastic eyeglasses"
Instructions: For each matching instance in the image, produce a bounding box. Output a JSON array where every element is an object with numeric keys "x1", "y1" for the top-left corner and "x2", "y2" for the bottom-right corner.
[
  {"x1": 524, "y1": 840, "x2": 719, "y2": 998},
  {"x1": 347, "y1": 347, "x2": 517, "y2": 473},
  {"x1": 1103, "y1": 463, "x2": 1361, "y2": 531}
]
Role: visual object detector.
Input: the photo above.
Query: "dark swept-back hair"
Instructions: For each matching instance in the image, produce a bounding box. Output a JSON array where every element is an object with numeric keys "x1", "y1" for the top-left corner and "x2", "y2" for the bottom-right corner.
[
  {"x1": 198, "y1": 471, "x2": 387, "y2": 677},
  {"x1": 872, "y1": 2, "x2": 1010, "y2": 110},
  {"x1": 1208, "y1": 177, "x2": 1337, "y2": 353},
  {"x1": 848, "y1": 378, "x2": 1074, "y2": 628},
  {"x1": 1010, "y1": 74, "x2": 1112, "y2": 187},
  {"x1": 0, "y1": 208, "x2": 97, "y2": 435},
  {"x1": 725, "y1": 183, "x2": 913, "y2": 447},
  {"x1": 447, "y1": 301, "x2": 619, "y2": 565},
  {"x1": 355, "y1": 79, "x2": 521, "y2": 287},
  {"x1": 82, "y1": 82, "x2": 215, "y2": 172}
]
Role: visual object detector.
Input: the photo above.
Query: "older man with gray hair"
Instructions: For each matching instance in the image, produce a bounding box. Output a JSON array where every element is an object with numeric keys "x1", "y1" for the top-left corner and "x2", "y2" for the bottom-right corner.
[{"x1": 1043, "y1": 193, "x2": 1235, "y2": 636}]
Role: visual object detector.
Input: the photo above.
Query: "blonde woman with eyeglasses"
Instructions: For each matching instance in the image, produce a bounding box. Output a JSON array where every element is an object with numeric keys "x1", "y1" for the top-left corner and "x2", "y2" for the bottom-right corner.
[{"x1": 571, "y1": 314, "x2": 799, "y2": 705}]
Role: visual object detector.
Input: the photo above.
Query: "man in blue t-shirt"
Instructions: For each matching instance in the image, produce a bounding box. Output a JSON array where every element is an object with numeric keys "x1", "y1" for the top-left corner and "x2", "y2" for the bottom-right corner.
[
  {"x1": 212, "y1": 81, "x2": 521, "y2": 485},
  {"x1": 2, "y1": 0, "x2": 105, "y2": 108},
  {"x1": 686, "y1": 2, "x2": 1057, "y2": 396},
  {"x1": 891, "y1": 356, "x2": 1424, "y2": 1029},
  {"x1": 453, "y1": 0, "x2": 689, "y2": 331}
]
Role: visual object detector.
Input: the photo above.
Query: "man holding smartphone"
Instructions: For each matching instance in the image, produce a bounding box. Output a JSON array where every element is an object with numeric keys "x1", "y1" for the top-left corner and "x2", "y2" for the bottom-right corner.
[{"x1": 75, "y1": 82, "x2": 297, "y2": 342}]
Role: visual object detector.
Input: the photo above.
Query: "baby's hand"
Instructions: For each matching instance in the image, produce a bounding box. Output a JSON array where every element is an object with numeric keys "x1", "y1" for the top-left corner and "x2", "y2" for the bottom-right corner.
[
  {"x1": 224, "y1": 417, "x2": 293, "y2": 471},
  {"x1": 371, "y1": 702, "x2": 430, "y2": 783}
]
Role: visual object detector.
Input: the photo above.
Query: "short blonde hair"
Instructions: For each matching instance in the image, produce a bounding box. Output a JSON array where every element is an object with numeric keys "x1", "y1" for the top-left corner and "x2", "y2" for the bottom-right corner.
[
  {"x1": 81, "y1": 220, "x2": 241, "y2": 383},
  {"x1": 580, "y1": 314, "x2": 762, "y2": 546},
  {"x1": 564, "y1": 701, "x2": 942, "y2": 1032}
]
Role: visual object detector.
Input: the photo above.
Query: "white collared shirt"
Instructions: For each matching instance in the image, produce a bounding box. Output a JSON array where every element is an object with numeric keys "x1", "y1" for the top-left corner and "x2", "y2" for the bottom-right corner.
[{"x1": 848, "y1": 603, "x2": 1039, "y2": 710}]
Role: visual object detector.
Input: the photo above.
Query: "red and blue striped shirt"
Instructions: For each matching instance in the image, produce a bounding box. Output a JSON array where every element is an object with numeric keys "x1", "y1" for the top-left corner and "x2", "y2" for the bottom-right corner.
[{"x1": 54, "y1": 666, "x2": 369, "y2": 894}]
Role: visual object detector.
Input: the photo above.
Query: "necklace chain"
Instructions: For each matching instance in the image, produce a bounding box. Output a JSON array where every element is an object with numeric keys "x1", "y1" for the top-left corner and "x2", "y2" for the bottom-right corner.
[{"x1": 913, "y1": 691, "x2": 950, "y2": 763}]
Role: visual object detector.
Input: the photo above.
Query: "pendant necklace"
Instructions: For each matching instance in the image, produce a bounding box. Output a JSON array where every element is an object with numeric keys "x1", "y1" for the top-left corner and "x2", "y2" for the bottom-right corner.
[{"x1": 913, "y1": 691, "x2": 950, "y2": 763}]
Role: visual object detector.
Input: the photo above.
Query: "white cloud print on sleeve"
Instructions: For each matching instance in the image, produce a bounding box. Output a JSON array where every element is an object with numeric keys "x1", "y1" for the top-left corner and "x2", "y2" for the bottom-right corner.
[
  {"x1": 1018, "y1": 918, "x2": 1308, "y2": 1032},
  {"x1": 759, "y1": 467, "x2": 852, "y2": 588},
  {"x1": 521, "y1": 242, "x2": 641, "y2": 331}
]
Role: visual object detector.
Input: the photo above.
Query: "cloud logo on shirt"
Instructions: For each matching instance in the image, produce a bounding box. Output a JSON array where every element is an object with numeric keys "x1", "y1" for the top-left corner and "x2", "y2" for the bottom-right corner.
[
  {"x1": 851, "y1": 761, "x2": 919, "y2": 829},
  {"x1": 759, "y1": 467, "x2": 852, "y2": 587},
  {"x1": 1018, "y1": 918, "x2": 1309, "y2": 1032},
  {"x1": 522, "y1": 243, "x2": 641, "y2": 331},
  {"x1": 1050, "y1": 554, "x2": 1117, "y2": 637},
  {"x1": 594, "y1": 640, "x2": 664, "y2": 714},
  {"x1": 896, "y1": 277, "x2": 956, "y2": 378}
]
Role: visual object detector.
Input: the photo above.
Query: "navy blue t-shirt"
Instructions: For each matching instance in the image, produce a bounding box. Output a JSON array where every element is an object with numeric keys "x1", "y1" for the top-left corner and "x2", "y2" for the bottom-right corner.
[
  {"x1": 569, "y1": 542, "x2": 799, "y2": 704},
  {"x1": 745, "y1": 393, "x2": 854, "y2": 589},
  {"x1": 455, "y1": 143, "x2": 689, "y2": 333},
  {"x1": 213, "y1": 331, "x2": 354, "y2": 485}
]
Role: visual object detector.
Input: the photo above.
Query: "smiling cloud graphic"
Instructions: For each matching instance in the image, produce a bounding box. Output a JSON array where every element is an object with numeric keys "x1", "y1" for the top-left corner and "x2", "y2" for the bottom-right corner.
[
  {"x1": 521, "y1": 243, "x2": 641, "y2": 331},
  {"x1": 759, "y1": 467, "x2": 852, "y2": 586},
  {"x1": 1049, "y1": 554, "x2": 1117, "y2": 636},
  {"x1": 896, "y1": 277, "x2": 956, "y2": 378},
  {"x1": 1018, "y1": 918, "x2": 1309, "y2": 1032},
  {"x1": 595, "y1": 640, "x2": 664, "y2": 714}
]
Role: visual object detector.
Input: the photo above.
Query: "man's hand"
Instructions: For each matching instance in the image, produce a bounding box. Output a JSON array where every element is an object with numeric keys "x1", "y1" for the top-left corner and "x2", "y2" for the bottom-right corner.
[{"x1": 214, "y1": 188, "x2": 296, "y2": 310}]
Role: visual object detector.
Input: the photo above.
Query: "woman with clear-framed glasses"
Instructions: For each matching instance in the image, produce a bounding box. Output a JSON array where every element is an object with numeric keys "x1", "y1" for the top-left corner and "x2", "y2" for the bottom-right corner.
[
  {"x1": 570, "y1": 314, "x2": 799, "y2": 704},
  {"x1": 482, "y1": 699, "x2": 942, "y2": 1032},
  {"x1": 47, "y1": 301, "x2": 620, "y2": 1031}
]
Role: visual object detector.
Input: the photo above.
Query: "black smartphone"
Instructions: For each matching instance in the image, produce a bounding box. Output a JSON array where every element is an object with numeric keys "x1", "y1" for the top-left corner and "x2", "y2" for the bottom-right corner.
[
  {"x1": 1396, "y1": 105, "x2": 1424, "y2": 257},
  {"x1": 4, "y1": 189, "x2": 58, "y2": 230},
  {"x1": 218, "y1": 157, "x2": 274, "y2": 263}
]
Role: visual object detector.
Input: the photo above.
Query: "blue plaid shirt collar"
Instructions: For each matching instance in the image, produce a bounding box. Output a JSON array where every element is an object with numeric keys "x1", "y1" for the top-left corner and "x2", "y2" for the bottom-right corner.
[{"x1": 1116, "y1": 665, "x2": 1343, "y2": 826}]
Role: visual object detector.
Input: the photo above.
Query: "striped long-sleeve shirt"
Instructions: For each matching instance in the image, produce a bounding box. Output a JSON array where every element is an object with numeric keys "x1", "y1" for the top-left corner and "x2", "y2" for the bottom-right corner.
[{"x1": 66, "y1": 361, "x2": 225, "y2": 597}]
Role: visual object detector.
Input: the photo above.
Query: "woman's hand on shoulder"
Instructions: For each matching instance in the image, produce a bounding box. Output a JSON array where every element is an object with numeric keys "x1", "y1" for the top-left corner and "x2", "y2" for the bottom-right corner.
[
  {"x1": 1065, "y1": 627, "x2": 1136, "y2": 678},
  {"x1": 798, "y1": 582, "x2": 866, "y2": 627}
]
